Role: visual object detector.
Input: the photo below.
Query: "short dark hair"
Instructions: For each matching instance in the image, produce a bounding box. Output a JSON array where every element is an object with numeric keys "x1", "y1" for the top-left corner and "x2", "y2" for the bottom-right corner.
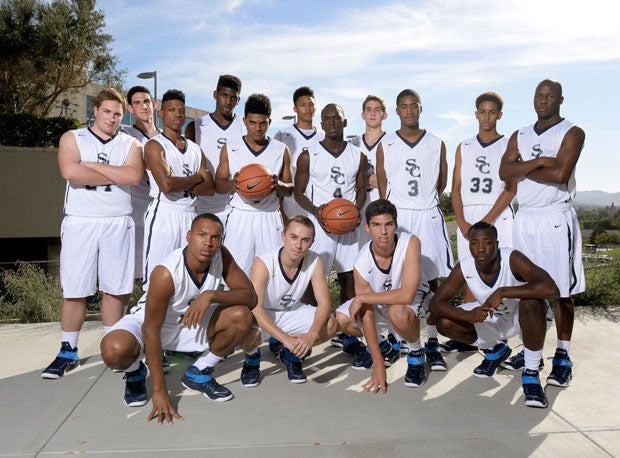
[
  {"x1": 475, "y1": 92, "x2": 503, "y2": 111},
  {"x1": 293, "y1": 86, "x2": 315, "y2": 105},
  {"x1": 216, "y1": 75, "x2": 242, "y2": 93},
  {"x1": 283, "y1": 215, "x2": 315, "y2": 239},
  {"x1": 365, "y1": 199, "x2": 398, "y2": 224},
  {"x1": 126, "y1": 86, "x2": 152, "y2": 105},
  {"x1": 162, "y1": 89, "x2": 185, "y2": 104},
  {"x1": 191, "y1": 213, "x2": 224, "y2": 231},
  {"x1": 396, "y1": 89, "x2": 421, "y2": 106},
  {"x1": 245, "y1": 93, "x2": 271, "y2": 117},
  {"x1": 468, "y1": 221, "x2": 498, "y2": 240}
]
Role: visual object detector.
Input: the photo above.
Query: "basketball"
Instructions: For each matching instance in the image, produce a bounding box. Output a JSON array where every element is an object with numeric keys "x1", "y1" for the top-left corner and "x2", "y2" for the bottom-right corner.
[
  {"x1": 321, "y1": 198, "x2": 360, "y2": 235},
  {"x1": 236, "y1": 163, "x2": 274, "y2": 201}
]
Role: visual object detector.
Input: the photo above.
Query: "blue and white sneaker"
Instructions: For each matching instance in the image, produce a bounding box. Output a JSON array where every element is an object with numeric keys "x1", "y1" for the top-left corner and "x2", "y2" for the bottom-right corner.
[
  {"x1": 404, "y1": 349, "x2": 425, "y2": 387},
  {"x1": 352, "y1": 337, "x2": 398, "y2": 370},
  {"x1": 522, "y1": 369, "x2": 548, "y2": 408},
  {"x1": 546, "y1": 348, "x2": 573, "y2": 387},
  {"x1": 341, "y1": 335, "x2": 366, "y2": 356},
  {"x1": 425, "y1": 338, "x2": 448, "y2": 371},
  {"x1": 240, "y1": 349, "x2": 261, "y2": 387},
  {"x1": 501, "y1": 349, "x2": 544, "y2": 371},
  {"x1": 41, "y1": 342, "x2": 80, "y2": 379},
  {"x1": 473, "y1": 342, "x2": 512, "y2": 378},
  {"x1": 440, "y1": 339, "x2": 478, "y2": 353},
  {"x1": 278, "y1": 348, "x2": 307, "y2": 383},
  {"x1": 124, "y1": 361, "x2": 148, "y2": 407},
  {"x1": 330, "y1": 332, "x2": 345, "y2": 348},
  {"x1": 268, "y1": 337, "x2": 284, "y2": 356},
  {"x1": 182, "y1": 365, "x2": 234, "y2": 401}
]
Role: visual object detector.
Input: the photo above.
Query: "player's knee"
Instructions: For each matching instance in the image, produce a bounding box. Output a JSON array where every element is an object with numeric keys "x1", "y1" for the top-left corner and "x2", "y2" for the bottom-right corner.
[
  {"x1": 100, "y1": 335, "x2": 132, "y2": 368},
  {"x1": 519, "y1": 299, "x2": 546, "y2": 320},
  {"x1": 388, "y1": 304, "x2": 415, "y2": 327},
  {"x1": 227, "y1": 305, "x2": 254, "y2": 332}
]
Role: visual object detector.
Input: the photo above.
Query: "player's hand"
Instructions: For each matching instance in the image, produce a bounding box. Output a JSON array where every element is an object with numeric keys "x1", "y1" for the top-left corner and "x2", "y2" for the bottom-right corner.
[
  {"x1": 482, "y1": 290, "x2": 503, "y2": 317},
  {"x1": 147, "y1": 390, "x2": 184, "y2": 425},
  {"x1": 289, "y1": 333, "x2": 314, "y2": 358},
  {"x1": 232, "y1": 172, "x2": 240, "y2": 192},
  {"x1": 348, "y1": 297, "x2": 363, "y2": 322},
  {"x1": 469, "y1": 306, "x2": 489, "y2": 323},
  {"x1": 458, "y1": 221, "x2": 472, "y2": 239},
  {"x1": 362, "y1": 366, "x2": 388, "y2": 394},
  {"x1": 181, "y1": 293, "x2": 212, "y2": 329},
  {"x1": 314, "y1": 204, "x2": 327, "y2": 227}
]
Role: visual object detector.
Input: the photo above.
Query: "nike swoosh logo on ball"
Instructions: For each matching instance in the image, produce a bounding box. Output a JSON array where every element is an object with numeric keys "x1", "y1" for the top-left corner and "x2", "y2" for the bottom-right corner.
[
  {"x1": 337, "y1": 210, "x2": 352, "y2": 217},
  {"x1": 247, "y1": 182, "x2": 262, "y2": 190}
]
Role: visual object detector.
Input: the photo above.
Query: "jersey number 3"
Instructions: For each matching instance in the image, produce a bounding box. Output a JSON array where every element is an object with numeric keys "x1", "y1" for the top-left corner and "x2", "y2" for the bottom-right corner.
[{"x1": 470, "y1": 177, "x2": 492, "y2": 193}]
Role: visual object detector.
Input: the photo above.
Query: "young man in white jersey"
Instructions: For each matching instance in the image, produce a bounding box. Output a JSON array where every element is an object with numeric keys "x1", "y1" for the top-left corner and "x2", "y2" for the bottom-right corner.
[
  {"x1": 124, "y1": 86, "x2": 160, "y2": 282},
  {"x1": 215, "y1": 93, "x2": 293, "y2": 274},
  {"x1": 101, "y1": 214, "x2": 257, "y2": 423},
  {"x1": 238, "y1": 216, "x2": 338, "y2": 385},
  {"x1": 445, "y1": 91, "x2": 516, "y2": 353},
  {"x1": 274, "y1": 86, "x2": 324, "y2": 222},
  {"x1": 185, "y1": 75, "x2": 246, "y2": 224},
  {"x1": 499, "y1": 79, "x2": 585, "y2": 387},
  {"x1": 42, "y1": 88, "x2": 143, "y2": 379},
  {"x1": 375, "y1": 89, "x2": 452, "y2": 360},
  {"x1": 336, "y1": 199, "x2": 446, "y2": 390},
  {"x1": 430, "y1": 222, "x2": 559, "y2": 408},
  {"x1": 142, "y1": 89, "x2": 214, "y2": 290}
]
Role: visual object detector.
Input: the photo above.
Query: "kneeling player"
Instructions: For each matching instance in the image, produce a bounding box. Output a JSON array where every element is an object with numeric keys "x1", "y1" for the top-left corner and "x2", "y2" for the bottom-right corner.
[
  {"x1": 429, "y1": 221, "x2": 559, "y2": 408},
  {"x1": 100, "y1": 214, "x2": 257, "y2": 425},
  {"x1": 240, "y1": 216, "x2": 338, "y2": 385}
]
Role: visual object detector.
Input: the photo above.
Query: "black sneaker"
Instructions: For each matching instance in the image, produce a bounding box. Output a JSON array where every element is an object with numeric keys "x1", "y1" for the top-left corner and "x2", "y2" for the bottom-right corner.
[
  {"x1": 425, "y1": 338, "x2": 448, "y2": 371},
  {"x1": 522, "y1": 369, "x2": 548, "y2": 408},
  {"x1": 351, "y1": 349, "x2": 374, "y2": 370},
  {"x1": 278, "y1": 349, "x2": 307, "y2": 383},
  {"x1": 41, "y1": 342, "x2": 80, "y2": 379},
  {"x1": 473, "y1": 342, "x2": 512, "y2": 378},
  {"x1": 182, "y1": 365, "x2": 234, "y2": 401},
  {"x1": 162, "y1": 352, "x2": 171, "y2": 374},
  {"x1": 501, "y1": 350, "x2": 544, "y2": 371},
  {"x1": 240, "y1": 349, "x2": 261, "y2": 387},
  {"x1": 440, "y1": 339, "x2": 478, "y2": 353},
  {"x1": 342, "y1": 335, "x2": 366, "y2": 356},
  {"x1": 330, "y1": 332, "x2": 345, "y2": 348},
  {"x1": 268, "y1": 337, "x2": 284, "y2": 356},
  {"x1": 404, "y1": 349, "x2": 425, "y2": 387},
  {"x1": 124, "y1": 361, "x2": 148, "y2": 407},
  {"x1": 546, "y1": 348, "x2": 573, "y2": 387},
  {"x1": 352, "y1": 337, "x2": 398, "y2": 370},
  {"x1": 381, "y1": 337, "x2": 400, "y2": 367}
]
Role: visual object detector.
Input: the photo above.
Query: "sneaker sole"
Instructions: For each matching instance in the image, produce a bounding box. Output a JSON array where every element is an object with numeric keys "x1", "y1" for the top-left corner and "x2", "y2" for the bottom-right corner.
[
  {"x1": 524, "y1": 398, "x2": 548, "y2": 408},
  {"x1": 124, "y1": 398, "x2": 148, "y2": 407},
  {"x1": 351, "y1": 364, "x2": 372, "y2": 371},
  {"x1": 430, "y1": 364, "x2": 448, "y2": 371},
  {"x1": 41, "y1": 362, "x2": 80, "y2": 379},
  {"x1": 288, "y1": 378, "x2": 307, "y2": 384},
  {"x1": 404, "y1": 380, "x2": 425, "y2": 388},
  {"x1": 546, "y1": 376, "x2": 571, "y2": 387},
  {"x1": 240, "y1": 381, "x2": 260, "y2": 388},
  {"x1": 330, "y1": 341, "x2": 344, "y2": 348},
  {"x1": 181, "y1": 381, "x2": 234, "y2": 402}
]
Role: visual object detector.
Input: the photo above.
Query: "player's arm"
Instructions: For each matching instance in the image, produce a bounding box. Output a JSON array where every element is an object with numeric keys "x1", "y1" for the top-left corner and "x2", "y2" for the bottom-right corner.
[
  {"x1": 436, "y1": 141, "x2": 448, "y2": 194},
  {"x1": 80, "y1": 138, "x2": 144, "y2": 186},
  {"x1": 144, "y1": 139, "x2": 204, "y2": 193},
  {"x1": 57, "y1": 131, "x2": 118, "y2": 186},
  {"x1": 276, "y1": 146, "x2": 294, "y2": 197},
  {"x1": 451, "y1": 144, "x2": 470, "y2": 238},
  {"x1": 429, "y1": 264, "x2": 487, "y2": 323},
  {"x1": 143, "y1": 266, "x2": 184, "y2": 425},
  {"x1": 375, "y1": 143, "x2": 387, "y2": 199},
  {"x1": 214, "y1": 144, "x2": 236, "y2": 194},
  {"x1": 354, "y1": 152, "x2": 368, "y2": 209},
  {"x1": 481, "y1": 177, "x2": 516, "y2": 224},
  {"x1": 188, "y1": 153, "x2": 215, "y2": 196},
  {"x1": 499, "y1": 131, "x2": 555, "y2": 181},
  {"x1": 293, "y1": 149, "x2": 322, "y2": 218},
  {"x1": 298, "y1": 257, "x2": 332, "y2": 347},
  {"x1": 522, "y1": 126, "x2": 585, "y2": 184},
  {"x1": 184, "y1": 120, "x2": 196, "y2": 142}
]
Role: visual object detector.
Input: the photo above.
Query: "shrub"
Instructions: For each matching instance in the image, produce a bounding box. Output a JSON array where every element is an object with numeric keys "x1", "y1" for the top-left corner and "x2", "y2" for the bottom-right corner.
[
  {"x1": 0, "y1": 113, "x2": 80, "y2": 147},
  {"x1": 574, "y1": 260, "x2": 620, "y2": 306}
]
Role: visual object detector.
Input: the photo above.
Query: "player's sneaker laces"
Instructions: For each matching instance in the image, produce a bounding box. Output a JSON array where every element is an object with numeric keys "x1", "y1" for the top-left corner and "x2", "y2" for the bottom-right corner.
[
  {"x1": 41, "y1": 342, "x2": 80, "y2": 379},
  {"x1": 123, "y1": 361, "x2": 148, "y2": 407},
  {"x1": 546, "y1": 348, "x2": 573, "y2": 387},
  {"x1": 501, "y1": 349, "x2": 544, "y2": 371},
  {"x1": 440, "y1": 339, "x2": 478, "y2": 353},
  {"x1": 404, "y1": 349, "x2": 425, "y2": 387},
  {"x1": 352, "y1": 337, "x2": 398, "y2": 370},
  {"x1": 182, "y1": 365, "x2": 234, "y2": 401},
  {"x1": 522, "y1": 369, "x2": 548, "y2": 408},
  {"x1": 268, "y1": 337, "x2": 284, "y2": 356},
  {"x1": 240, "y1": 349, "x2": 261, "y2": 387},
  {"x1": 278, "y1": 348, "x2": 307, "y2": 383},
  {"x1": 425, "y1": 338, "x2": 448, "y2": 371},
  {"x1": 473, "y1": 342, "x2": 512, "y2": 378}
]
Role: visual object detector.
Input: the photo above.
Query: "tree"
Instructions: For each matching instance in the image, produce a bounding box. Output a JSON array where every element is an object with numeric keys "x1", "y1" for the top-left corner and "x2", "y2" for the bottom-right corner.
[{"x1": 0, "y1": 0, "x2": 125, "y2": 116}]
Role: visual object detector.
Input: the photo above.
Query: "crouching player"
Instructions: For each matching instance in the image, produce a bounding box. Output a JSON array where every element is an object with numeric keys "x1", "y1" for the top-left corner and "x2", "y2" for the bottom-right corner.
[
  {"x1": 429, "y1": 221, "x2": 559, "y2": 408},
  {"x1": 100, "y1": 213, "x2": 257, "y2": 424}
]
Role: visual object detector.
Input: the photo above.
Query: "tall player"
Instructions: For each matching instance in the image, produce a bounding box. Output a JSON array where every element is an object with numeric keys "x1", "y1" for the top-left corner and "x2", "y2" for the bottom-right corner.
[
  {"x1": 124, "y1": 86, "x2": 160, "y2": 282},
  {"x1": 142, "y1": 90, "x2": 215, "y2": 289},
  {"x1": 185, "y1": 75, "x2": 245, "y2": 224},
  {"x1": 42, "y1": 88, "x2": 143, "y2": 379},
  {"x1": 499, "y1": 79, "x2": 585, "y2": 387},
  {"x1": 215, "y1": 93, "x2": 293, "y2": 274},
  {"x1": 274, "y1": 86, "x2": 324, "y2": 221}
]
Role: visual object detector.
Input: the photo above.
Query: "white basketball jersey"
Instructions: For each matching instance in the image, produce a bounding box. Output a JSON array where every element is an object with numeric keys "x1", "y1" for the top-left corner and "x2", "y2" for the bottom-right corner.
[
  {"x1": 305, "y1": 141, "x2": 362, "y2": 206},
  {"x1": 461, "y1": 248, "x2": 522, "y2": 310},
  {"x1": 460, "y1": 135, "x2": 508, "y2": 206},
  {"x1": 382, "y1": 130, "x2": 443, "y2": 210},
  {"x1": 360, "y1": 132, "x2": 386, "y2": 203},
  {"x1": 146, "y1": 133, "x2": 203, "y2": 209},
  {"x1": 227, "y1": 137, "x2": 285, "y2": 212},
  {"x1": 124, "y1": 125, "x2": 157, "y2": 203},
  {"x1": 516, "y1": 119, "x2": 577, "y2": 208},
  {"x1": 63, "y1": 128, "x2": 134, "y2": 217},
  {"x1": 194, "y1": 114, "x2": 246, "y2": 214},
  {"x1": 355, "y1": 232, "x2": 430, "y2": 301},
  {"x1": 257, "y1": 247, "x2": 319, "y2": 311}
]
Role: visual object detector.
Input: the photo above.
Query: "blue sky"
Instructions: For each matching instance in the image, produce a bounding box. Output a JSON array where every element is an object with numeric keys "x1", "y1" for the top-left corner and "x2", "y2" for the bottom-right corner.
[{"x1": 99, "y1": 0, "x2": 619, "y2": 193}]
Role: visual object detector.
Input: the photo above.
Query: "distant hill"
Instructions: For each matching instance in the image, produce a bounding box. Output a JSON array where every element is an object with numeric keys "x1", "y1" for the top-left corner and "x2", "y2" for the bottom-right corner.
[{"x1": 574, "y1": 190, "x2": 620, "y2": 207}]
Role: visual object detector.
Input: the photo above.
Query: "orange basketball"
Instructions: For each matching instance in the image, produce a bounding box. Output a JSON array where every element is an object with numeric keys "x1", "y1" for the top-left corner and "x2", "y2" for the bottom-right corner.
[
  {"x1": 236, "y1": 163, "x2": 274, "y2": 201},
  {"x1": 321, "y1": 198, "x2": 360, "y2": 235}
]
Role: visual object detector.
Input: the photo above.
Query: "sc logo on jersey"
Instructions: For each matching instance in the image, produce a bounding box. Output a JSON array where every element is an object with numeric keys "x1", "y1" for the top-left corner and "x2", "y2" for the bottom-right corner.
[
  {"x1": 530, "y1": 144, "x2": 543, "y2": 158},
  {"x1": 405, "y1": 159, "x2": 421, "y2": 177},
  {"x1": 280, "y1": 294, "x2": 295, "y2": 308},
  {"x1": 475, "y1": 156, "x2": 490, "y2": 174},
  {"x1": 97, "y1": 151, "x2": 110, "y2": 164},
  {"x1": 383, "y1": 280, "x2": 392, "y2": 291},
  {"x1": 217, "y1": 138, "x2": 227, "y2": 150},
  {"x1": 331, "y1": 167, "x2": 345, "y2": 185}
]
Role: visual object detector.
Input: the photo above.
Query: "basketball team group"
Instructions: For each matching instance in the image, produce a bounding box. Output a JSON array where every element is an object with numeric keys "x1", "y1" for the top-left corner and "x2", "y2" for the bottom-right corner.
[{"x1": 42, "y1": 74, "x2": 585, "y2": 424}]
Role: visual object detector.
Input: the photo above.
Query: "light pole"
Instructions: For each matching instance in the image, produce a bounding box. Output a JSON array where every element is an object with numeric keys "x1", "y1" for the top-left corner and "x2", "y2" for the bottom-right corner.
[
  {"x1": 282, "y1": 115, "x2": 296, "y2": 123},
  {"x1": 137, "y1": 71, "x2": 158, "y2": 127}
]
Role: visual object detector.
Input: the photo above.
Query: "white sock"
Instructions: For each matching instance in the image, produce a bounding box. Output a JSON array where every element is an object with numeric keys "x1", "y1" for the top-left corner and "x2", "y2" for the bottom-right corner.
[
  {"x1": 194, "y1": 352, "x2": 224, "y2": 370},
  {"x1": 407, "y1": 340, "x2": 422, "y2": 352},
  {"x1": 61, "y1": 331, "x2": 79, "y2": 349},
  {"x1": 426, "y1": 324, "x2": 438, "y2": 340},
  {"x1": 524, "y1": 348, "x2": 543, "y2": 372},
  {"x1": 245, "y1": 348, "x2": 259, "y2": 357},
  {"x1": 557, "y1": 339, "x2": 570, "y2": 356}
]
